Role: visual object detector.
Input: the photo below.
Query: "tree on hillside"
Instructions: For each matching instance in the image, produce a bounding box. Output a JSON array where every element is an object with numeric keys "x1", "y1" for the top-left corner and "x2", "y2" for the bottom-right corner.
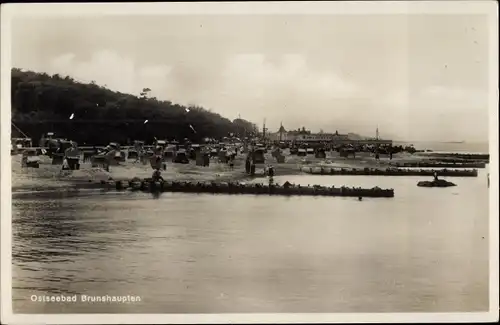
[
  {"x1": 140, "y1": 87, "x2": 151, "y2": 99},
  {"x1": 11, "y1": 69, "x2": 258, "y2": 145},
  {"x1": 232, "y1": 118, "x2": 259, "y2": 138}
]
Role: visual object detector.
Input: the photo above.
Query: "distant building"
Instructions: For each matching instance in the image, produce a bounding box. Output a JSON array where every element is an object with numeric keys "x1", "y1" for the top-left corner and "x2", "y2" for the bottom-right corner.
[
  {"x1": 277, "y1": 124, "x2": 287, "y2": 141},
  {"x1": 268, "y1": 125, "x2": 307, "y2": 142},
  {"x1": 294, "y1": 130, "x2": 350, "y2": 142},
  {"x1": 268, "y1": 125, "x2": 349, "y2": 142},
  {"x1": 268, "y1": 124, "x2": 392, "y2": 145}
]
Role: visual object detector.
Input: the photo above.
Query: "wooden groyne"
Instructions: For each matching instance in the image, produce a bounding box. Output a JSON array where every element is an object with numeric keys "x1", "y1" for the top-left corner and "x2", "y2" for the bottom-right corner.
[
  {"x1": 417, "y1": 153, "x2": 489, "y2": 161},
  {"x1": 390, "y1": 161, "x2": 485, "y2": 168},
  {"x1": 427, "y1": 157, "x2": 488, "y2": 164},
  {"x1": 302, "y1": 167, "x2": 478, "y2": 177},
  {"x1": 100, "y1": 179, "x2": 395, "y2": 198}
]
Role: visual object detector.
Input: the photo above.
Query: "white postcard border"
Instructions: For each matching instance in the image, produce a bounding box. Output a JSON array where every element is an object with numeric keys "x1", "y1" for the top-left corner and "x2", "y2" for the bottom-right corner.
[{"x1": 1, "y1": 1, "x2": 498, "y2": 324}]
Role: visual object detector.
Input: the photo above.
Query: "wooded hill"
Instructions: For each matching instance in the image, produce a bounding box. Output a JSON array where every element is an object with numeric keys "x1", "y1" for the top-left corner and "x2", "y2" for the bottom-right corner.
[{"x1": 11, "y1": 68, "x2": 258, "y2": 145}]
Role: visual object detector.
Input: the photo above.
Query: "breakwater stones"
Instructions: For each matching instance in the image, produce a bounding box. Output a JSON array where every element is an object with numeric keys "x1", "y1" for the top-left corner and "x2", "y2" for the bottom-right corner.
[
  {"x1": 108, "y1": 179, "x2": 395, "y2": 198},
  {"x1": 302, "y1": 167, "x2": 478, "y2": 177},
  {"x1": 390, "y1": 161, "x2": 485, "y2": 168}
]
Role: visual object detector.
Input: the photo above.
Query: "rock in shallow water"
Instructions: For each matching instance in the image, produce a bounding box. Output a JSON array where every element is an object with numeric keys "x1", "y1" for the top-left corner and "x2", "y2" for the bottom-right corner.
[{"x1": 417, "y1": 179, "x2": 456, "y2": 187}]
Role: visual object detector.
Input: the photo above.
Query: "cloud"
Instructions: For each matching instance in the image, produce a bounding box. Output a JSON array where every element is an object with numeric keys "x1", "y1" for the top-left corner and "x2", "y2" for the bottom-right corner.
[
  {"x1": 222, "y1": 53, "x2": 357, "y2": 98},
  {"x1": 397, "y1": 85, "x2": 489, "y2": 142},
  {"x1": 10, "y1": 13, "x2": 491, "y2": 142},
  {"x1": 35, "y1": 49, "x2": 489, "y2": 142},
  {"x1": 48, "y1": 50, "x2": 362, "y2": 126},
  {"x1": 420, "y1": 85, "x2": 488, "y2": 107},
  {"x1": 202, "y1": 53, "x2": 362, "y2": 125},
  {"x1": 48, "y1": 50, "x2": 172, "y2": 97}
]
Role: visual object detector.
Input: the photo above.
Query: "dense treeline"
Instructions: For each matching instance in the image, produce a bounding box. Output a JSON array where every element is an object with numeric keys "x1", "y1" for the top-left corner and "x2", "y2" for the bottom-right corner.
[{"x1": 11, "y1": 68, "x2": 259, "y2": 145}]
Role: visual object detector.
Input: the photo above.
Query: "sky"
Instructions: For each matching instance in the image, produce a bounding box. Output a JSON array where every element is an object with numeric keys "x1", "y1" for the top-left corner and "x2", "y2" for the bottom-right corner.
[{"x1": 9, "y1": 11, "x2": 492, "y2": 142}]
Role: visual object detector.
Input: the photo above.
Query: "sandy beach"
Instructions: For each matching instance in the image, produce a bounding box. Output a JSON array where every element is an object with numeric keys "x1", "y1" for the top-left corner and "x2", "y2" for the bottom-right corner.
[{"x1": 11, "y1": 150, "x2": 435, "y2": 192}]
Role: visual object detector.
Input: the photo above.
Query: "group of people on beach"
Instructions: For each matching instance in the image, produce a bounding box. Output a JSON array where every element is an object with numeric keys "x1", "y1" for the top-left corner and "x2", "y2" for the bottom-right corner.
[{"x1": 149, "y1": 148, "x2": 238, "y2": 183}]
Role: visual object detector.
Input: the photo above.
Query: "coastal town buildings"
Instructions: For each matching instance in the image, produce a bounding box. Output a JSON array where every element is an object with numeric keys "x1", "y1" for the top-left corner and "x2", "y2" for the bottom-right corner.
[{"x1": 267, "y1": 123, "x2": 392, "y2": 145}]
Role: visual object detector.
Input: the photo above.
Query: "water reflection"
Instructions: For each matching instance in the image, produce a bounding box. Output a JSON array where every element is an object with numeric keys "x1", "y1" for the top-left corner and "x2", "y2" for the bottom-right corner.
[
  {"x1": 151, "y1": 191, "x2": 162, "y2": 200},
  {"x1": 11, "y1": 171, "x2": 490, "y2": 313}
]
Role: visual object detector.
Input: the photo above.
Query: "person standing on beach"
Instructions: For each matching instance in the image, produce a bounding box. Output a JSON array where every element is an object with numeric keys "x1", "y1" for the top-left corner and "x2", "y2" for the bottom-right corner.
[
  {"x1": 250, "y1": 163, "x2": 256, "y2": 176},
  {"x1": 152, "y1": 169, "x2": 164, "y2": 182},
  {"x1": 152, "y1": 154, "x2": 158, "y2": 168},
  {"x1": 245, "y1": 156, "x2": 251, "y2": 174},
  {"x1": 62, "y1": 158, "x2": 69, "y2": 170},
  {"x1": 268, "y1": 165, "x2": 275, "y2": 178},
  {"x1": 154, "y1": 155, "x2": 165, "y2": 170},
  {"x1": 433, "y1": 171, "x2": 439, "y2": 181}
]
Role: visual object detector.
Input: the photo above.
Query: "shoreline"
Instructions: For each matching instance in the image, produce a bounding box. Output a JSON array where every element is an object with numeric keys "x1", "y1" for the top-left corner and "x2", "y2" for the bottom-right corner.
[
  {"x1": 10, "y1": 151, "x2": 488, "y2": 194},
  {"x1": 11, "y1": 155, "x2": 306, "y2": 193}
]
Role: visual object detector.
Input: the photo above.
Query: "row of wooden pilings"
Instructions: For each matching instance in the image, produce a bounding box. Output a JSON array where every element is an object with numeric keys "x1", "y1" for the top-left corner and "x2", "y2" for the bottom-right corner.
[
  {"x1": 105, "y1": 179, "x2": 395, "y2": 198},
  {"x1": 302, "y1": 167, "x2": 478, "y2": 177},
  {"x1": 390, "y1": 161, "x2": 485, "y2": 168}
]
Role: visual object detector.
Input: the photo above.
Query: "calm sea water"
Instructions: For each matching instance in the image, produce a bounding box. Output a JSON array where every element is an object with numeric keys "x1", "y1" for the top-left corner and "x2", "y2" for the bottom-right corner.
[{"x1": 11, "y1": 165, "x2": 490, "y2": 313}]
